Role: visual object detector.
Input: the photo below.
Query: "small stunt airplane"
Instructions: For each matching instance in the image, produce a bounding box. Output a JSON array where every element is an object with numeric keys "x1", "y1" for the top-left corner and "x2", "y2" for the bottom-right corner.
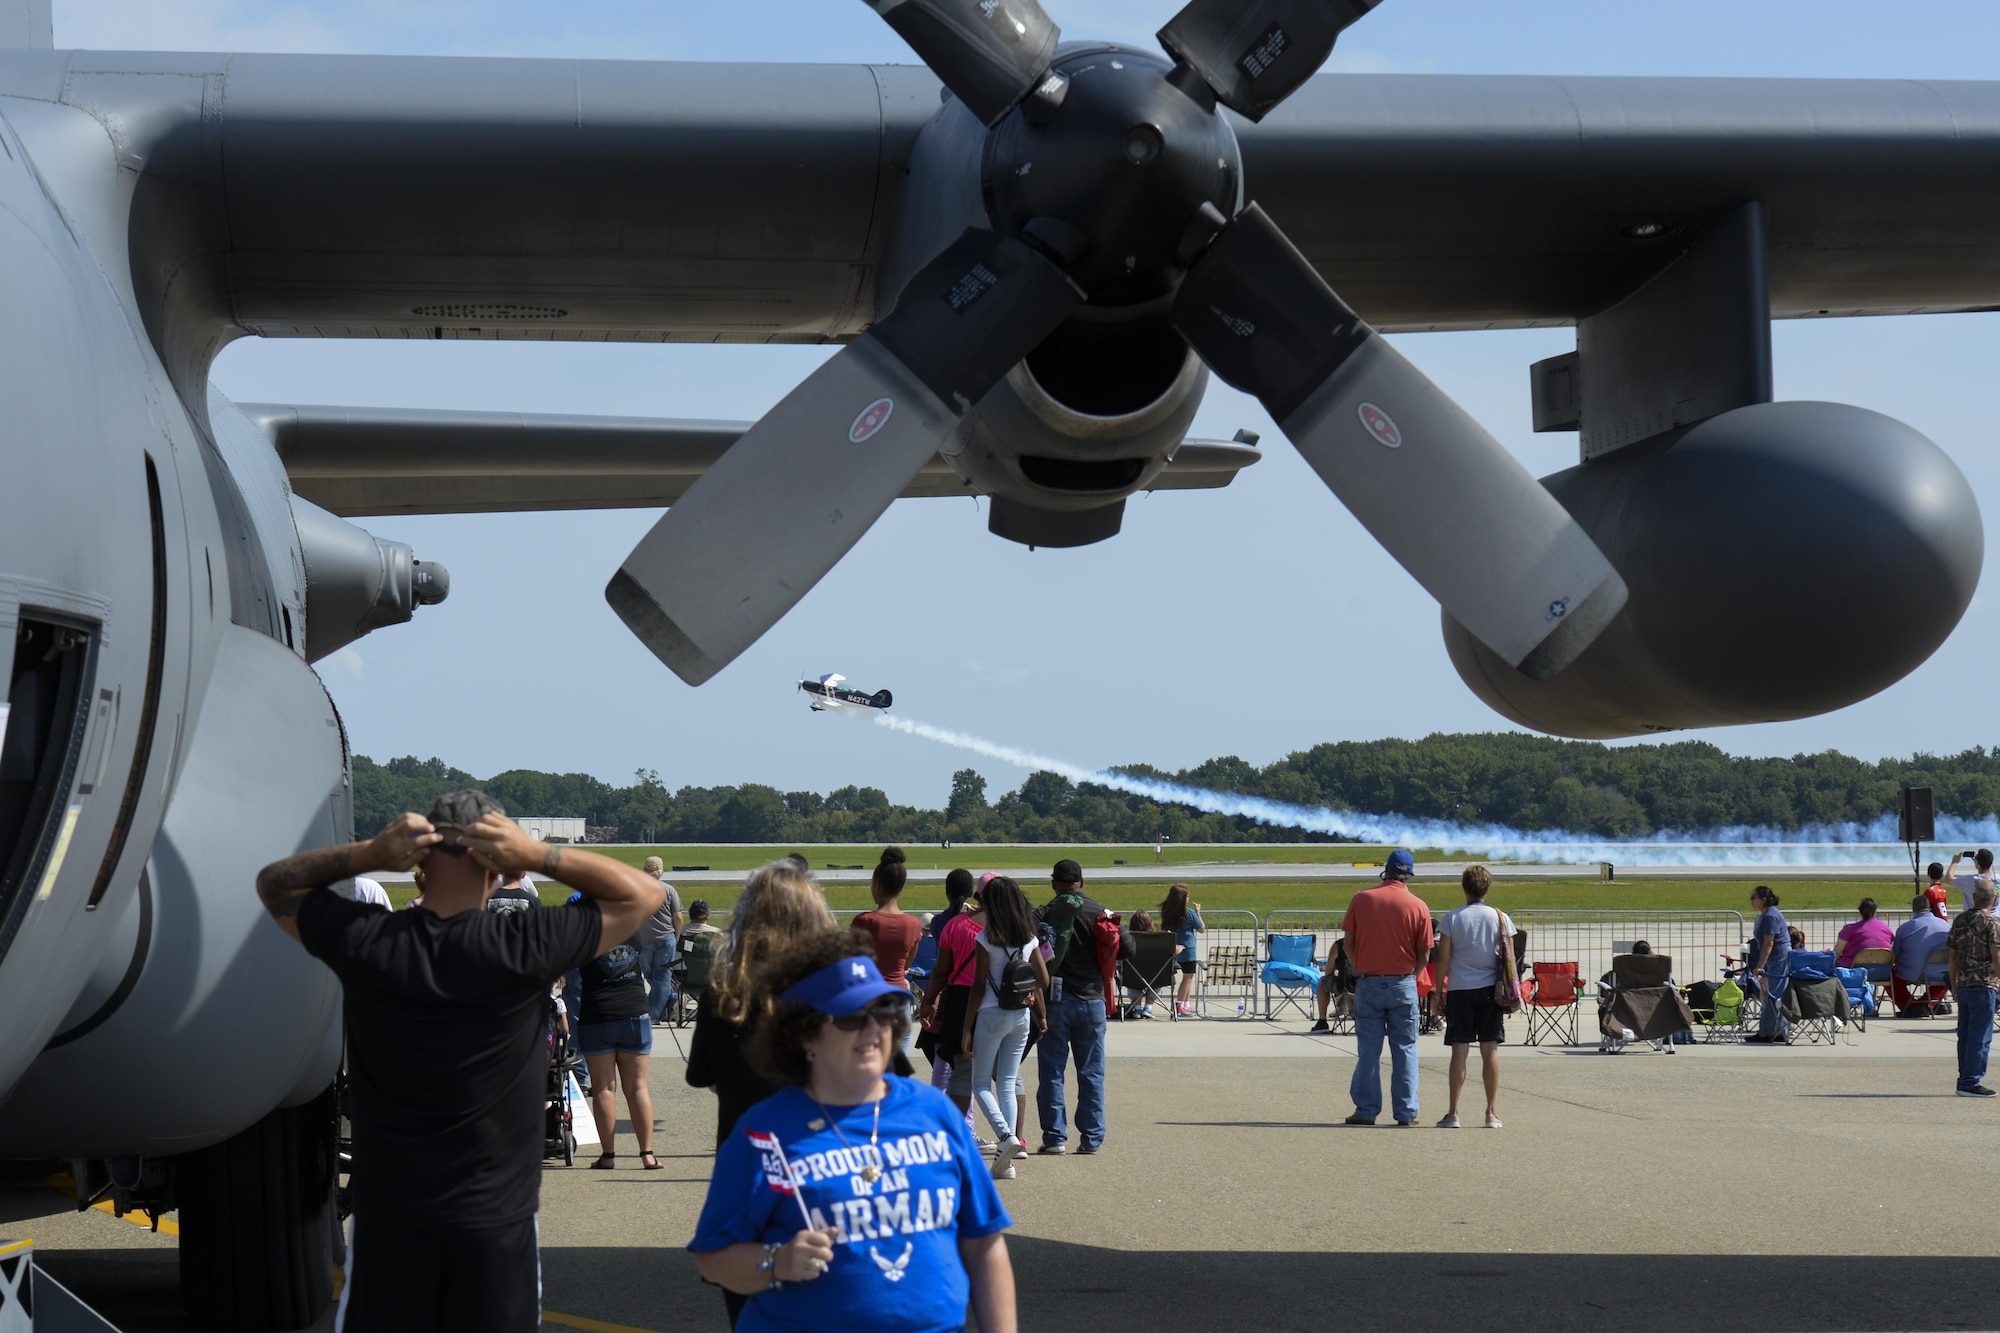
[{"x1": 799, "y1": 673, "x2": 895, "y2": 715}]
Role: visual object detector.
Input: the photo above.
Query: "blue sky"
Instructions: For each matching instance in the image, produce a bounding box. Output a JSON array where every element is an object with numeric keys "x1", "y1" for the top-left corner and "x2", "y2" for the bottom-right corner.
[{"x1": 49, "y1": 1, "x2": 2000, "y2": 808}]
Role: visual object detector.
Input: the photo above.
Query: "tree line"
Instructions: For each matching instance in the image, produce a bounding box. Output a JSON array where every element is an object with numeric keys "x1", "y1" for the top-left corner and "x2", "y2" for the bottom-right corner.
[{"x1": 350, "y1": 734, "x2": 2000, "y2": 843}]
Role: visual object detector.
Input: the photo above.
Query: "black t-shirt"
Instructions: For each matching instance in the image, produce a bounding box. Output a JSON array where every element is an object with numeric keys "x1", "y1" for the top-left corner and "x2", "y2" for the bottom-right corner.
[
  {"x1": 297, "y1": 889, "x2": 602, "y2": 1227},
  {"x1": 579, "y1": 935, "x2": 647, "y2": 1023},
  {"x1": 684, "y1": 988, "x2": 781, "y2": 1147},
  {"x1": 486, "y1": 884, "x2": 540, "y2": 915}
]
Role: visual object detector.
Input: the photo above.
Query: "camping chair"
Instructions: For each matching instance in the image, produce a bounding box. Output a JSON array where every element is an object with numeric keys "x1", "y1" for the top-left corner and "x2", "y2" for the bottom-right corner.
[
  {"x1": 1851, "y1": 947, "x2": 1894, "y2": 1020},
  {"x1": 670, "y1": 931, "x2": 720, "y2": 1027},
  {"x1": 1897, "y1": 946, "x2": 1954, "y2": 1018},
  {"x1": 1684, "y1": 976, "x2": 1747, "y2": 1043},
  {"x1": 1198, "y1": 944, "x2": 1257, "y2": 1017},
  {"x1": 1119, "y1": 931, "x2": 1180, "y2": 1020},
  {"x1": 1782, "y1": 974, "x2": 1851, "y2": 1045},
  {"x1": 1524, "y1": 962, "x2": 1583, "y2": 1045},
  {"x1": 1260, "y1": 934, "x2": 1321, "y2": 1021},
  {"x1": 1598, "y1": 954, "x2": 1693, "y2": 1054}
]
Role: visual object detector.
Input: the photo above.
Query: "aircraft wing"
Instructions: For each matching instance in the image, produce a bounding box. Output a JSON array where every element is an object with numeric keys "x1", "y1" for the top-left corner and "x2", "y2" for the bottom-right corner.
[
  {"x1": 3, "y1": 52, "x2": 1997, "y2": 358},
  {"x1": 244, "y1": 403, "x2": 1263, "y2": 517}
]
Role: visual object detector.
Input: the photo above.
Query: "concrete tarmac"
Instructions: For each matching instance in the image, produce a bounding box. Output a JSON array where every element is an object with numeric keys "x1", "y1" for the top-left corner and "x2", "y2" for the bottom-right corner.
[{"x1": 8, "y1": 1015, "x2": 1998, "y2": 1332}]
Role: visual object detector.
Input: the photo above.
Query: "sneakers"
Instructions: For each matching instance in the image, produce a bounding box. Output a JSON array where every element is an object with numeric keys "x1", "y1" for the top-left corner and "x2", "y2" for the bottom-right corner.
[
  {"x1": 1343, "y1": 1113, "x2": 1376, "y2": 1127},
  {"x1": 1077, "y1": 1142, "x2": 1100, "y2": 1155},
  {"x1": 1174, "y1": 1003, "x2": 1194, "y2": 1017},
  {"x1": 1483, "y1": 1113, "x2": 1503, "y2": 1129},
  {"x1": 1435, "y1": 1113, "x2": 1461, "y2": 1129},
  {"x1": 990, "y1": 1139, "x2": 1022, "y2": 1178},
  {"x1": 974, "y1": 1135, "x2": 996, "y2": 1149},
  {"x1": 1036, "y1": 1141, "x2": 1067, "y2": 1155},
  {"x1": 1958, "y1": 1084, "x2": 1998, "y2": 1098},
  {"x1": 1393, "y1": 1119, "x2": 1418, "y2": 1127},
  {"x1": 1309, "y1": 1019, "x2": 1331, "y2": 1034}
]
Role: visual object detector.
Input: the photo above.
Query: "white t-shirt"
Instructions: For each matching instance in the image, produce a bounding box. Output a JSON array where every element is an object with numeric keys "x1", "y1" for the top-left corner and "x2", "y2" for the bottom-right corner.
[
  {"x1": 348, "y1": 876, "x2": 391, "y2": 907},
  {"x1": 977, "y1": 937, "x2": 1036, "y2": 1012},
  {"x1": 1954, "y1": 873, "x2": 1994, "y2": 914},
  {"x1": 1439, "y1": 902, "x2": 1515, "y2": 991}
]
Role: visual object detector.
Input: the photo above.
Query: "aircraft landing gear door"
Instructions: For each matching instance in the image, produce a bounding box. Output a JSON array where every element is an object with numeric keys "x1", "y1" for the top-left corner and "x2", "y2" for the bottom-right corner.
[{"x1": 0, "y1": 580, "x2": 102, "y2": 961}]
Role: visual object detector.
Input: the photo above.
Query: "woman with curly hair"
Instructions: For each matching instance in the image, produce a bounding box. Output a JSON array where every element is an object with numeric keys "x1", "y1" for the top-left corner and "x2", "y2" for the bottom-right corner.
[{"x1": 690, "y1": 928, "x2": 1018, "y2": 1333}]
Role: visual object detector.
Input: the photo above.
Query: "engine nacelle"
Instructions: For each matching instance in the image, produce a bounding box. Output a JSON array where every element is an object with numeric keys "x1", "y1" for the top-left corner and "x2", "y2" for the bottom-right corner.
[
  {"x1": 290, "y1": 497, "x2": 450, "y2": 662},
  {"x1": 1445, "y1": 401, "x2": 1983, "y2": 738},
  {"x1": 945, "y1": 316, "x2": 1209, "y2": 547}
]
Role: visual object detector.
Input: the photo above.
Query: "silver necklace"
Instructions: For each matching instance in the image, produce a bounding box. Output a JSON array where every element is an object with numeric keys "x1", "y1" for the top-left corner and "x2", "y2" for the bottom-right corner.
[{"x1": 813, "y1": 1091, "x2": 884, "y2": 1183}]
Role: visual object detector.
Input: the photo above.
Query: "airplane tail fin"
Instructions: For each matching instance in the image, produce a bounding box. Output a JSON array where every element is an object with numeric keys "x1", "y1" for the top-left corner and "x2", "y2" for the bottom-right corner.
[{"x1": 870, "y1": 689, "x2": 893, "y2": 709}]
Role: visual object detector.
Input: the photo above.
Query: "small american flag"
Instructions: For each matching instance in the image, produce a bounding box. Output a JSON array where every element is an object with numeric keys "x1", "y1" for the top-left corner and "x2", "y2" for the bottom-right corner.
[{"x1": 745, "y1": 1130, "x2": 797, "y2": 1195}]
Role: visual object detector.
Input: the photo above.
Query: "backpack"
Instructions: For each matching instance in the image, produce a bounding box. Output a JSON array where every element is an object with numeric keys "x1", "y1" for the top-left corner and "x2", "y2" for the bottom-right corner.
[
  {"x1": 1046, "y1": 893, "x2": 1088, "y2": 973},
  {"x1": 1091, "y1": 911, "x2": 1123, "y2": 1016},
  {"x1": 991, "y1": 942, "x2": 1039, "y2": 1011}
]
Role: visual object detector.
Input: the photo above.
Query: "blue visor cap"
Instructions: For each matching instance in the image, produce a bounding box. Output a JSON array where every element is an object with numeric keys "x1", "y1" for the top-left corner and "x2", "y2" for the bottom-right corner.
[
  {"x1": 780, "y1": 955, "x2": 908, "y2": 1016},
  {"x1": 1386, "y1": 849, "x2": 1416, "y2": 876}
]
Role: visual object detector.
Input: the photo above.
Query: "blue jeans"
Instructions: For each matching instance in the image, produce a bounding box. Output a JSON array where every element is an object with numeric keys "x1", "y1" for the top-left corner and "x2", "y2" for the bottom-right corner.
[
  {"x1": 1036, "y1": 993, "x2": 1106, "y2": 1149},
  {"x1": 1957, "y1": 986, "x2": 1997, "y2": 1090},
  {"x1": 1758, "y1": 971, "x2": 1790, "y2": 1039},
  {"x1": 639, "y1": 942, "x2": 677, "y2": 1022},
  {"x1": 970, "y1": 1006, "x2": 1032, "y2": 1142},
  {"x1": 1351, "y1": 975, "x2": 1419, "y2": 1123}
]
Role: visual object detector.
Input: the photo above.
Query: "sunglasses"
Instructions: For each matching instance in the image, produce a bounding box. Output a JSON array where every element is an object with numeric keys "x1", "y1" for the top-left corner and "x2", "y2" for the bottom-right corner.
[
  {"x1": 828, "y1": 997, "x2": 909, "y2": 1032},
  {"x1": 432, "y1": 839, "x2": 469, "y2": 858}
]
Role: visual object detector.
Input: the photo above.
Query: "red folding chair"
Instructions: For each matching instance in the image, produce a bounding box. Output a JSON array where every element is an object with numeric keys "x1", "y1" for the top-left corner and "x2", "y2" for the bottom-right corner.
[{"x1": 1524, "y1": 962, "x2": 1583, "y2": 1045}]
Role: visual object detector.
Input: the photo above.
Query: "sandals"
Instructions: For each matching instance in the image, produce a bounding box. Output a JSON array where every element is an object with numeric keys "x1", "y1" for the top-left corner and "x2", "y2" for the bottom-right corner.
[
  {"x1": 640, "y1": 1150, "x2": 662, "y2": 1171},
  {"x1": 590, "y1": 1153, "x2": 616, "y2": 1170}
]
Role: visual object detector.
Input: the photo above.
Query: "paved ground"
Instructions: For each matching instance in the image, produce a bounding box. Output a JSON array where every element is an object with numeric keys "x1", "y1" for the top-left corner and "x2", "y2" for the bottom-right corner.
[{"x1": 9, "y1": 1015, "x2": 1998, "y2": 1332}]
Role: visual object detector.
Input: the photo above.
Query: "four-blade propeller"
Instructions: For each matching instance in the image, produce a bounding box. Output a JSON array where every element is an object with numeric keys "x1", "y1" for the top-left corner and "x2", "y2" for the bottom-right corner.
[{"x1": 608, "y1": 0, "x2": 1626, "y2": 686}]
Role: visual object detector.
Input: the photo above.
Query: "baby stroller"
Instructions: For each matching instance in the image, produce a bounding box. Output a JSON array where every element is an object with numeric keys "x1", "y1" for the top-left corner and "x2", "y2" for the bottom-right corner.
[{"x1": 544, "y1": 995, "x2": 583, "y2": 1166}]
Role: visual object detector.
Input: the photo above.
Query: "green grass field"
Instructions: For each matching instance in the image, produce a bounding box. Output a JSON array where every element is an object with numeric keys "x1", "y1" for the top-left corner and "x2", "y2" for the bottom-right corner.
[
  {"x1": 573, "y1": 844, "x2": 1439, "y2": 872},
  {"x1": 383, "y1": 862, "x2": 1909, "y2": 917}
]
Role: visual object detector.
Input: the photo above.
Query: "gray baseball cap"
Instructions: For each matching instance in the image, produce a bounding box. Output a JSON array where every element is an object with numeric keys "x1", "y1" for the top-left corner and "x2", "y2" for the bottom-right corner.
[{"x1": 428, "y1": 789, "x2": 505, "y2": 830}]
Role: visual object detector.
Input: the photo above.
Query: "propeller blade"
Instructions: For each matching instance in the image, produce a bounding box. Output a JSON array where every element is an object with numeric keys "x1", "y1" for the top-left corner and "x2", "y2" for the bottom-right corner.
[
  {"x1": 1158, "y1": 0, "x2": 1383, "y2": 122},
  {"x1": 608, "y1": 229, "x2": 1079, "y2": 685},
  {"x1": 1173, "y1": 204, "x2": 1627, "y2": 680},
  {"x1": 863, "y1": 0, "x2": 1062, "y2": 127}
]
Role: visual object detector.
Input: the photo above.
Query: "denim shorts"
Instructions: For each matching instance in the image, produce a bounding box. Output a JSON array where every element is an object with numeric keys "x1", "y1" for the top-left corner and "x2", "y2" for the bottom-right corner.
[{"x1": 577, "y1": 1016, "x2": 653, "y2": 1057}]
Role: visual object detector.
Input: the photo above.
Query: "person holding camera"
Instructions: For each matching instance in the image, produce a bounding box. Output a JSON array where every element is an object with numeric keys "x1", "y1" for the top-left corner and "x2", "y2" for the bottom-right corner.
[{"x1": 255, "y1": 791, "x2": 662, "y2": 1332}]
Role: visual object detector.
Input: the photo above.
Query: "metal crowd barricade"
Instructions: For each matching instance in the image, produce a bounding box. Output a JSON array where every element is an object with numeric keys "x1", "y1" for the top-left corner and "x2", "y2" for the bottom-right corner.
[
  {"x1": 1184, "y1": 909, "x2": 1262, "y2": 1017},
  {"x1": 1509, "y1": 910, "x2": 1748, "y2": 989}
]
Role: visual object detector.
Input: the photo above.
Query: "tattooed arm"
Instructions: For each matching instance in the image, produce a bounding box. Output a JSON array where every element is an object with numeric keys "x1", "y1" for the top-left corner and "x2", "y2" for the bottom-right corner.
[
  {"x1": 256, "y1": 814, "x2": 441, "y2": 943},
  {"x1": 458, "y1": 812, "x2": 663, "y2": 956}
]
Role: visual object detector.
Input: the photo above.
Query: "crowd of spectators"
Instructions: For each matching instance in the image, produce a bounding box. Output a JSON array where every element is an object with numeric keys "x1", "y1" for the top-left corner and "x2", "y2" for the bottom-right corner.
[{"x1": 256, "y1": 811, "x2": 2000, "y2": 1332}]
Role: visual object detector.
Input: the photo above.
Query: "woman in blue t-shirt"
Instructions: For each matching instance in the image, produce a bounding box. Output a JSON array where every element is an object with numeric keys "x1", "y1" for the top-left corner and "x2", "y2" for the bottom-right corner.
[
  {"x1": 690, "y1": 931, "x2": 1017, "y2": 1333},
  {"x1": 1160, "y1": 885, "x2": 1205, "y2": 1017}
]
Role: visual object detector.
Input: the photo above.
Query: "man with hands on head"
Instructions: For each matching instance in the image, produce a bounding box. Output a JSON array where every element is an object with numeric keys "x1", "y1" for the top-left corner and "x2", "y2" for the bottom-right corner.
[{"x1": 256, "y1": 790, "x2": 662, "y2": 1333}]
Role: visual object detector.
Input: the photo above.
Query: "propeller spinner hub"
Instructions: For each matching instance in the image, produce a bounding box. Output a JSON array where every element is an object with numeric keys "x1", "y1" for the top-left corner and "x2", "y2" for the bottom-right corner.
[{"x1": 982, "y1": 45, "x2": 1240, "y2": 305}]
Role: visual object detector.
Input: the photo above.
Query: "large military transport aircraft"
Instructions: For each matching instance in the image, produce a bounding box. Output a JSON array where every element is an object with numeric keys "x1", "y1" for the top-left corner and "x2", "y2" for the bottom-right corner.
[{"x1": 0, "y1": 0, "x2": 1993, "y2": 1325}]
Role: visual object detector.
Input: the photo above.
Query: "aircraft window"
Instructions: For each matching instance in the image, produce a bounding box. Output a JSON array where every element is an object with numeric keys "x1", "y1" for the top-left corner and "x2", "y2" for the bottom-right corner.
[{"x1": 0, "y1": 614, "x2": 97, "y2": 962}]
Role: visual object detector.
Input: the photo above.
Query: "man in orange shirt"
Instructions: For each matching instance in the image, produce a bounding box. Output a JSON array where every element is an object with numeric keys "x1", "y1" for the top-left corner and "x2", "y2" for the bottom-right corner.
[{"x1": 1338, "y1": 850, "x2": 1434, "y2": 1127}]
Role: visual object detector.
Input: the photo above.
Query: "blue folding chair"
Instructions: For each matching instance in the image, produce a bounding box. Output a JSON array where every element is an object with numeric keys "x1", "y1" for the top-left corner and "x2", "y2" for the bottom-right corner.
[{"x1": 1261, "y1": 933, "x2": 1321, "y2": 1021}]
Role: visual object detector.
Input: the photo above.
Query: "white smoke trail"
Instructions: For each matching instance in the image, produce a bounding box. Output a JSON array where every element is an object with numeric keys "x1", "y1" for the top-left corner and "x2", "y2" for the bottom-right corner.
[{"x1": 872, "y1": 712, "x2": 2000, "y2": 867}]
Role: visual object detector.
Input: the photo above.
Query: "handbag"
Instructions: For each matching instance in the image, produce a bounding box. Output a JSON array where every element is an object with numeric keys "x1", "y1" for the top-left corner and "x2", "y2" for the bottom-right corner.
[{"x1": 1491, "y1": 909, "x2": 1522, "y2": 1014}]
